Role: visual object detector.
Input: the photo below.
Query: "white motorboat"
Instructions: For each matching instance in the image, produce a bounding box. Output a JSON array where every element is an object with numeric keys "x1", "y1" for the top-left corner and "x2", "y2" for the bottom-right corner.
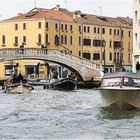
[{"x1": 99, "y1": 72, "x2": 140, "y2": 109}]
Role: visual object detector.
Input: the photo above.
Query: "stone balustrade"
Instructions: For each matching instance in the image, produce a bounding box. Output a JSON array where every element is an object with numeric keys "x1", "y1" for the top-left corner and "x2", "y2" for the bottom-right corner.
[{"x1": 0, "y1": 48, "x2": 103, "y2": 81}]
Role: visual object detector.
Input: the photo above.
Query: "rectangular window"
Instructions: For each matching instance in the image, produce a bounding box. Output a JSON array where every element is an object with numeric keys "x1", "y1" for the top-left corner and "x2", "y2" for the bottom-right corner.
[
  {"x1": 83, "y1": 39, "x2": 91, "y2": 46},
  {"x1": 70, "y1": 25, "x2": 73, "y2": 31},
  {"x1": 65, "y1": 24, "x2": 67, "y2": 30},
  {"x1": 93, "y1": 53, "x2": 100, "y2": 60},
  {"x1": 117, "y1": 30, "x2": 120, "y2": 35},
  {"x1": 82, "y1": 53, "x2": 91, "y2": 60},
  {"x1": 61, "y1": 24, "x2": 63, "y2": 30},
  {"x1": 15, "y1": 24, "x2": 18, "y2": 30},
  {"x1": 121, "y1": 30, "x2": 124, "y2": 36},
  {"x1": 54, "y1": 35, "x2": 59, "y2": 46},
  {"x1": 128, "y1": 53, "x2": 131, "y2": 62},
  {"x1": 114, "y1": 41, "x2": 121, "y2": 48},
  {"x1": 70, "y1": 36, "x2": 73, "y2": 45},
  {"x1": 23, "y1": 36, "x2": 26, "y2": 43},
  {"x1": 5, "y1": 66, "x2": 13, "y2": 76},
  {"x1": 55, "y1": 23, "x2": 58, "y2": 30},
  {"x1": 128, "y1": 31, "x2": 131, "y2": 37},
  {"x1": 97, "y1": 28, "x2": 100, "y2": 34},
  {"x1": 65, "y1": 35, "x2": 67, "y2": 44},
  {"x1": 87, "y1": 27, "x2": 90, "y2": 33},
  {"x1": 79, "y1": 51, "x2": 81, "y2": 57},
  {"x1": 109, "y1": 29, "x2": 112, "y2": 35},
  {"x1": 79, "y1": 26, "x2": 81, "y2": 32},
  {"x1": 93, "y1": 39, "x2": 104, "y2": 47},
  {"x1": 23, "y1": 23, "x2": 26, "y2": 30},
  {"x1": 15, "y1": 36, "x2": 18, "y2": 44},
  {"x1": 61, "y1": 35, "x2": 64, "y2": 44},
  {"x1": 38, "y1": 22, "x2": 41, "y2": 29},
  {"x1": 94, "y1": 27, "x2": 96, "y2": 33},
  {"x1": 110, "y1": 53, "x2": 112, "y2": 61},
  {"x1": 46, "y1": 22, "x2": 48, "y2": 28},
  {"x1": 135, "y1": 33, "x2": 138, "y2": 43},
  {"x1": 114, "y1": 29, "x2": 116, "y2": 35},
  {"x1": 38, "y1": 34, "x2": 41, "y2": 44},
  {"x1": 135, "y1": 11, "x2": 138, "y2": 23},
  {"x1": 114, "y1": 52, "x2": 116, "y2": 63},
  {"x1": 84, "y1": 26, "x2": 86, "y2": 32},
  {"x1": 102, "y1": 28, "x2": 105, "y2": 34},
  {"x1": 2, "y1": 35, "x2": 5, "y2": 44},
  {"x1": 110, "y1": 40, "x2": 112, "y2": 48},
  {"x1": 46, "y1": 34, "x2": 49, "y2": 44},
  {"x1": 79, "y1": 36, "x2": 81, "y2": 46}
]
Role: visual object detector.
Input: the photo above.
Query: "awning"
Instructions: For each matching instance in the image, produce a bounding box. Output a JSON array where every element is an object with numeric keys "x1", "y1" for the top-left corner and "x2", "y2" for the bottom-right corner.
[{"x1": 123, "y1": 66, "x2": 132, "y2": 72}]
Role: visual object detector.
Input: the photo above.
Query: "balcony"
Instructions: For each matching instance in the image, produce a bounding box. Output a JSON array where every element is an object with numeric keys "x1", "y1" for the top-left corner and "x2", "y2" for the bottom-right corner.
[
  {"x1": 36, "y1": 42, "x2": 41, "y2": 46},
  {"x1": 2, "y1": 44, "x2": 6, "y2": 47},
  {"x1": 13, "y1": 43, "x2": 18, "y2": 47},
  {"x1": 114, "y1": 47, "x2": 124, "y2": 51}
]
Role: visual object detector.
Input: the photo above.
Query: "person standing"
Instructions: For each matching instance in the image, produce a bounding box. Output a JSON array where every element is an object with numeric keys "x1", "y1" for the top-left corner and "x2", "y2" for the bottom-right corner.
[
  {"x1": 20, "y1": 43, "x2": 24, "y2": 54},
  {"x1": 17, "y1": 73, "x2": 23, "y2": 83},
  {"x1": 136, "y1": 62, "x2": 140, "y2": 73}
]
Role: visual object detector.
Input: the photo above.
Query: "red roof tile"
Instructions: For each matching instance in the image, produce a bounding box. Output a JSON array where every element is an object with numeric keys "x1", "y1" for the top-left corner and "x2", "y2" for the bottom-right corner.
[{"x1": 2, "y1": 7, "x2": 132, "y2": 28}]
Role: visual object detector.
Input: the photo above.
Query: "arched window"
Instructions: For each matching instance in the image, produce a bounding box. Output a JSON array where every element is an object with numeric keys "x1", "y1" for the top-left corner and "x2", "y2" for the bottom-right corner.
[
  {"x1": 79, "y1": 51, "x2": 81, "y2": 57},
  {"x1": 70, "y1": 36, "x2": 73, "y2": 45},
  {"x1": 79, "y1": 36, "x2": 81, "y2": 46},
  {"x1": 65, "y1": 35, "x2": 67, "y2": 44},
  {"x1": 61, "y1": 35, "x2": 63, "y2": 44},
  {"x1": 54, "y1": 35, "x2": 59, "y2": 46},
  {"x1": 110, "y1": 52, "x2": 112, "y2": 61}
]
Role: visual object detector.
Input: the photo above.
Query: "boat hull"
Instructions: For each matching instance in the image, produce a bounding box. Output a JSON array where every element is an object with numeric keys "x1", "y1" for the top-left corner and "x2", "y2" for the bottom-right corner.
[
  {"x1": 6, "y1": 83, "x2": 33, "y2": 94},
  {"x1": 44, "y1": 78, "x2": 77, "y2": 90},
  {"x1": 99, "y1": 87, "x2": 140, "y2": 109}
]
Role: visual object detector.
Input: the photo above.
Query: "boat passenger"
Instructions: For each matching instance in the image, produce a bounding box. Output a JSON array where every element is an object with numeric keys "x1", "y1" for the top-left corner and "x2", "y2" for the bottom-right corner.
[
  {"x1": 17, "y1": 73, "x2": 23, "y2": 83},
  {"x1": 12, "y1": 73, "x2": 18, "y2": 84},
  {"x1": 125, "y1": 78, "x2": 136, "y2": 87}
]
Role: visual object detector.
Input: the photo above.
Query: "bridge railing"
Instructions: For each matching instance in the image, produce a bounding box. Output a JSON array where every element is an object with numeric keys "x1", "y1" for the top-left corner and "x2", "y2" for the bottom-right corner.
[
  {"x1": 47, "y1": 49, "x2": 100, "y2": 70},
  {"x1": 0, "y1": 48, "x2": 101, "y2": 71}
]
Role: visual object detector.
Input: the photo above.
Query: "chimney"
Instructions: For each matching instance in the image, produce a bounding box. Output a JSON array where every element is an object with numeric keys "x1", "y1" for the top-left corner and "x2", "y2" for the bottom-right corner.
[
  {"x1": 73, "y1": 11, "x2": 81, "y2": 21},
  {"x1": 56, "y1": 4, "x2": 60, "y2": 11},
  {"x1": 17, "y1": 13, "x2": 22, "y2": 16}
]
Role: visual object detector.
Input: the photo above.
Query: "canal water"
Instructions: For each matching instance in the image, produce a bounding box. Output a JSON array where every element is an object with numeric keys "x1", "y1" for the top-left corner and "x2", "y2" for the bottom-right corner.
[{"x1": 0, "y1": 87, "x2": 140, "y2": 139}]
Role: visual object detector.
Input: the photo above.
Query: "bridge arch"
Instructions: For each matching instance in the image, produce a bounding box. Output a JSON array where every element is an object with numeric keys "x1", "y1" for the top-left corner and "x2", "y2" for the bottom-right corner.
[{"x1": 0, "y1": 48, "x2": 103, "y2": 81}]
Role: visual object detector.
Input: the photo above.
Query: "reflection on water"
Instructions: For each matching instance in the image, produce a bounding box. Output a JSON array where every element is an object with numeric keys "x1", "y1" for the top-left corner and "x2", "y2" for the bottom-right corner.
[
  {"x1": 99, "y1": 107, "x2": 140, "y2": 120},
  {"x1": 0, "y1": 88, "x2": 140, "y2": 139}
]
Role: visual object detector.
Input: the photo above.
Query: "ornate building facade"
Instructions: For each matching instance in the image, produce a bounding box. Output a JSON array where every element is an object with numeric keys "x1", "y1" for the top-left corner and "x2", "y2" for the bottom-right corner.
[{"x1": 0, "y1": 5, "x2": 133, "y2": 79}]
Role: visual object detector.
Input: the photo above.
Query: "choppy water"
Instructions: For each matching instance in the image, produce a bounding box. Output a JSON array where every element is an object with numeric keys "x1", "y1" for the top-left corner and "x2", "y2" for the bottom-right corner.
[{"x1": 0, "y1": 87, "x2": 140, "y2": 139}]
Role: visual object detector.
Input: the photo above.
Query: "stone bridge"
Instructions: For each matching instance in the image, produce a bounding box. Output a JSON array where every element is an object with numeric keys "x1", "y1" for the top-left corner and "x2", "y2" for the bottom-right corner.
[{"x1": 0, "y1": 48, "x2": 103, "y2": 81}]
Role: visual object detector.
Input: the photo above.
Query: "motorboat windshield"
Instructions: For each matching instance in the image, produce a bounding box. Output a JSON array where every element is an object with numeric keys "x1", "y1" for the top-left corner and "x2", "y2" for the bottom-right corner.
[{"x1": 101, "y1": 72, "x2": 140, "y2": 87}]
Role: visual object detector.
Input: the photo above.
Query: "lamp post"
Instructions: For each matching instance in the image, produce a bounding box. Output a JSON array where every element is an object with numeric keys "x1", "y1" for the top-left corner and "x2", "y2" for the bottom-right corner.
[{"x1": 103, "y1": 39, "x2": 106, "y2": 73}]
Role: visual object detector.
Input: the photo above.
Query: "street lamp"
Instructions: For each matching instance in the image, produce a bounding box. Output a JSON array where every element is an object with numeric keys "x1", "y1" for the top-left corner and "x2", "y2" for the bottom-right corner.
[{"x1": 102, "y1": 39, "x2": 106, "y2": 73}]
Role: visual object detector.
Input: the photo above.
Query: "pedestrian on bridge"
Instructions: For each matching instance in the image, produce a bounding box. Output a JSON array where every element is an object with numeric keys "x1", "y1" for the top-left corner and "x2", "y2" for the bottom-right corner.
[
  {"x1": 41, "y1": 44, "x2": 48, "y2": 54},
  {"x1": 20, "y1": 43, "x2": 24, "y2": 54}
]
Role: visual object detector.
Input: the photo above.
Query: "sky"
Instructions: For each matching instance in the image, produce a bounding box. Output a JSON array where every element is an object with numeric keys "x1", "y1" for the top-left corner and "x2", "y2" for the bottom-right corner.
[{"x1": 0, "y1": 0, "x2": 132, "y2": 20}]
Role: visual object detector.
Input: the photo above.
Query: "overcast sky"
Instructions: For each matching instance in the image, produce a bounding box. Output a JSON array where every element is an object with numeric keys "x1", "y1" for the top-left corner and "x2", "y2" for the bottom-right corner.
[{"x1": 0, "y1": 0, "x2": 132, "y2": 20}]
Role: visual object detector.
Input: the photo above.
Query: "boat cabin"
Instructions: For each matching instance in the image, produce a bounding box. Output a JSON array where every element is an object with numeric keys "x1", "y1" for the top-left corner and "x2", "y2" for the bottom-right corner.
[{"x1": 101, "y1": 72, "x2": 140, "y2": 87}]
